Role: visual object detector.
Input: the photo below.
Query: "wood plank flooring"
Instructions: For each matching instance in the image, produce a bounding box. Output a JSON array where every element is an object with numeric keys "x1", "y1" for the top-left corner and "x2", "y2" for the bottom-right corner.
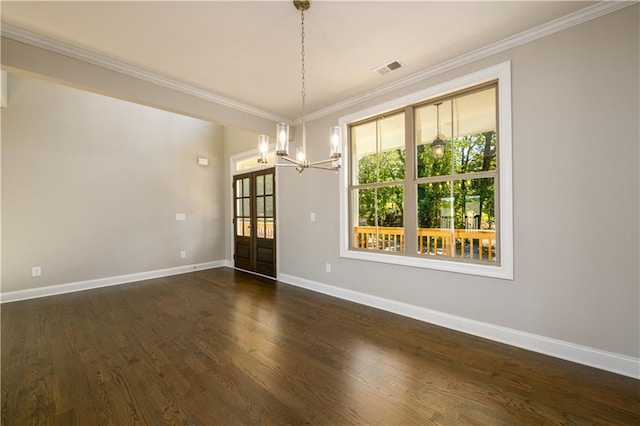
[{"x1": 2, "y1": 267, "x2": 639, "y2": 425}]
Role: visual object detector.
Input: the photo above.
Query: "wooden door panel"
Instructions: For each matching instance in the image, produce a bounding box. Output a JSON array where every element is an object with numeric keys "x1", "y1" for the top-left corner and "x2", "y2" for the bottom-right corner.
[{"x1": 233, "y1": 169, "x2": 276, "y2": 278}]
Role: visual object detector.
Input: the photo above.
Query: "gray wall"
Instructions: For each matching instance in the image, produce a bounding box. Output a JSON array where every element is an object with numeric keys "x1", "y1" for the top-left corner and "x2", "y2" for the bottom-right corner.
[
  {"x1": 278, "y1": 6, "x2": 639, "y2": 358},
  {"x1": 1, "y1": 74, "x2": 225, "y2": 292}
]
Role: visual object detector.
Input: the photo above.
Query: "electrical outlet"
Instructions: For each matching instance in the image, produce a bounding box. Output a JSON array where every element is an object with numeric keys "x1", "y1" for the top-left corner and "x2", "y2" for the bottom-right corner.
[
  {"x1": 180, "y1": 251, "x2": 187, "y2": 259},
  {"x1": 32, "y1": 266, "x2": 42, "y2": 277}
]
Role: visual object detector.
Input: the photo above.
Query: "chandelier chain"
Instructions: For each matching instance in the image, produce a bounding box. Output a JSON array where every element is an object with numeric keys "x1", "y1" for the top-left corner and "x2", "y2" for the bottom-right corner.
[{"x1": 300, "y1": 7, "x2": 306, "y2": 123}]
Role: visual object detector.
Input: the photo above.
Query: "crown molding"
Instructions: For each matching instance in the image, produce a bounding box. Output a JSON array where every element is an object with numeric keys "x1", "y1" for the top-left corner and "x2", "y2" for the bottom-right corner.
[
  {"x1": 1, "y1": 1, "x2": 634, "y2": 124},
  {"x1": 306, "y1": 0, "x2": 636, "y2": 121},
  {"x1": 0, "y1": 24, "x2": 287, "y2": 123}
]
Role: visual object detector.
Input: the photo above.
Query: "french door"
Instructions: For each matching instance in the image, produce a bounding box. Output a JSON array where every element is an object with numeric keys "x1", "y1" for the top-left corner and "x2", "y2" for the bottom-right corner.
[{"x1": 233, "y1": 168, "x2": 276, "y2": 277}]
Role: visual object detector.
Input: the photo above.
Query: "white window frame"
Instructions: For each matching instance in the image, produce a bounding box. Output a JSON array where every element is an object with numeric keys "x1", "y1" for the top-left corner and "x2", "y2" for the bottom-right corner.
[{"x1": 338, "y1": 62, "x2": 513, "y2": 280}]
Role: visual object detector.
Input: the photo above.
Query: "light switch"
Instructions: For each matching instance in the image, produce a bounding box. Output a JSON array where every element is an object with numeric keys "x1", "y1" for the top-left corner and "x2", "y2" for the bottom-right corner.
[
  {"x1": 197, "y1": 157, "x2": 209, "y2": 166},
  {"x1": 176, "y1": 213, "x2": 186, "y2": 221},
  {"x1": 310, "y1": 212, "x2": 316, "y2": 222}
]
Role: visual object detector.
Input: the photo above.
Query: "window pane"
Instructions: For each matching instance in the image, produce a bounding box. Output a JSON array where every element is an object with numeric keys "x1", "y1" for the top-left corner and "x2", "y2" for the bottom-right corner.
[
  {"x1": 351, "y1": 121, "x2": 377, "y2": 185},
  {"x1": 352, "y1": 186, "x2": 404, "y2": 252},
  {"x1": 417, "y1": 181, "x2": 454, "y2": 257},
  {"x1": 417, "y1": 178, "x2": 496, "y2": 261},
  {"x1": 416, "y1": 101, "x2": 453, "y2": 178},
  {"x1": 378, "y1": 113, "x2": 406, "y2": 182},
  {"x1": 453, "y1": 177, "x2": 496, "y2": 261},
  {"x1": 416, "y1": 86, "x2": 497, "y2": 178},
  {"x1": 453, "y1": 88, "x2": 497, "y2": 174},
  {"x1": 376, "y1": 185, "x2": 404, "y2": 252},
  {"x1": 256, "y1": 175, "x2": 264, "y2": 196},
  {"x1": 265, "y1": 173, "x2": 273, "y2": 195},
  {"x1": 351, "y1": 113, "x2": 405, "y2": 185}
]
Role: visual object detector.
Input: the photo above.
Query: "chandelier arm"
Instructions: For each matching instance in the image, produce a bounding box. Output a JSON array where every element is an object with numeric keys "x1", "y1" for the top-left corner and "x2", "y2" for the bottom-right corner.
[
  {"x1": 279, "y1": 156, "x2": 304, "y2": 166},
  {"x1": 307, "y1": 158, "x2": 339, "y2": 166},
  {"x1": 269, "y1": 163, "x2": 301, "y2": 168},
  {"x1": 308, "y1": 164, "x2": 341, "y2": 171}
]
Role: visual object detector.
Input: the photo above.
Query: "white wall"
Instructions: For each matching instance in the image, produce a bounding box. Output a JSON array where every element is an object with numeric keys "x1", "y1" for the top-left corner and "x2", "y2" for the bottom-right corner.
[
  {"x1": 1, "y1": 73, "x2": 225, "y2": 292},
  {"x1": 277, "y1": 6, "x2": 639, "y2": 360}
]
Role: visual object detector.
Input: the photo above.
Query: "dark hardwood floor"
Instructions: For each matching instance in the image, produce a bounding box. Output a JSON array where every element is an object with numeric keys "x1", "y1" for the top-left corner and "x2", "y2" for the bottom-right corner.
[{"x1": 2, "y1": 267, "x2": 639, "y2": 425}]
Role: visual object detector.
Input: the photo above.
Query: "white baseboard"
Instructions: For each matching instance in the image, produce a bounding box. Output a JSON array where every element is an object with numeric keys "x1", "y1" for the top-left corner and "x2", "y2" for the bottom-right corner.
[
  {"x1": 0, "y1": 261, "x2": 226, "y2": 303},
  {"x1": 278, "y1": 273, "x2": 640, "y2": 380}
]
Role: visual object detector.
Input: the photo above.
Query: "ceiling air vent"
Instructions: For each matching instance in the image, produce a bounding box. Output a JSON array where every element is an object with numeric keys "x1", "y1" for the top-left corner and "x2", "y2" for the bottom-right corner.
[{"x1": 373, "y1": 60, "x2": 403, "y2": 76}]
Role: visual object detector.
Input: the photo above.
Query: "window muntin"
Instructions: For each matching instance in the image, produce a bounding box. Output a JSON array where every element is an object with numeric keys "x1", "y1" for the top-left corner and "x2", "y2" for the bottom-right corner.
[{"x1": 349, "y1": 82, "x2": 498, "y2": 264}]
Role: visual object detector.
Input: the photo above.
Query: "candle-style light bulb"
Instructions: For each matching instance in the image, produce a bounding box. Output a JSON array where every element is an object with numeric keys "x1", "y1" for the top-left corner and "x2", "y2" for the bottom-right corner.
[
  {"x1": 329, "y1": 126, "x2": 341, "y2": 159},
  {"x1": 276, "y1": 122, "x2": 289, "y2": 156},
  {"x1": 258, "y1": 134, "x2": 269, "y2": 163}
]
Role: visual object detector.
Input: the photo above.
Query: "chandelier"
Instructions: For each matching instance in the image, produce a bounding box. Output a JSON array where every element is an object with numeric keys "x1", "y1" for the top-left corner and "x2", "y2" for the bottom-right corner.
[{"x1": 258, "y1": 0, "x2": 342, "y2": 173}]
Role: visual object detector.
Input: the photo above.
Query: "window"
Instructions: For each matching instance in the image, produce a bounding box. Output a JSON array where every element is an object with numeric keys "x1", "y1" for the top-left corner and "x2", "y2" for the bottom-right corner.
[{"x1": 340, "y1": 63, "x2": 513, "y2": 279}]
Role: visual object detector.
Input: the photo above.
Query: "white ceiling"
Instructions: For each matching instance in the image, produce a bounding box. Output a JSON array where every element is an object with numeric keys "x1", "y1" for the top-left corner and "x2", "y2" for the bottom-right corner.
[{"x1": 1, "y1": 1, "x2": 598, "y2": 122}]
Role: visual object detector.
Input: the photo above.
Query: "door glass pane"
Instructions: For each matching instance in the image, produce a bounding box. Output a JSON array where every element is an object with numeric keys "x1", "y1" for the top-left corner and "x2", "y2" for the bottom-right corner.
[
  {"x1": 243, "y1": 198, "x2": 250, "y2": 217},
  {"x1": 236, "y1": 199, "x2": 243, "y2": 217},
  {"x1": 257, "y1": 218, "x2": 265, "y2": 238},
  {"x1": 265, "y1": 174, "x2": 273, "y2": 195},
  {"x1": 243, "y1": 178, "x2": 250, "y2": 197},
  {"x1": 236, "y1": 218, "x2": 244, "y2": 236},
  {"x1": 265, "y1": 218, "x2": 274, "y2": 239},
  {"x1": 256, "y1": 175, "x2": 264, "y2": 196},
  {"x1": 257, "y1": 197, "x2": 264, "y2": 217},
  {"x1": 236, "y1": 179, "x2": 243, "y2": 198},
  {"x1": 265, "y1": 196, "x2": 273, "y2": 217}
]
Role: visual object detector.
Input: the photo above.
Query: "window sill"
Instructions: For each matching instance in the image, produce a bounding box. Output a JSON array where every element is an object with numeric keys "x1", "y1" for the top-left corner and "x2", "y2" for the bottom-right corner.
[{"x1": 340, "y1": 248, "x2": 513, "y2": 280}]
